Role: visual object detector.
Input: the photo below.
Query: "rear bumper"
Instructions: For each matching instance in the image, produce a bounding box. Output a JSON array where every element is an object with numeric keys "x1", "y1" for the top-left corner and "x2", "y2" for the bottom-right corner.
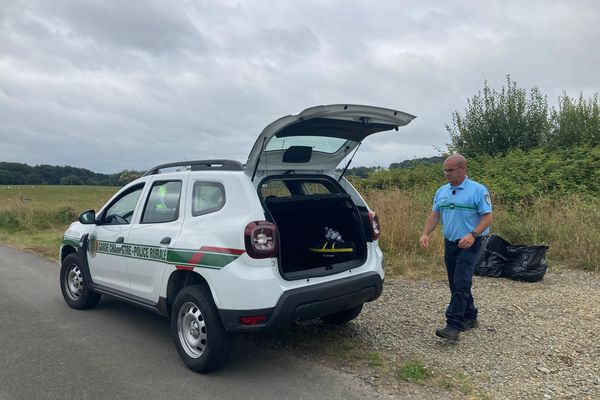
[{"x1": 219, "y1": 271, "x2": 383, "y2": 332}]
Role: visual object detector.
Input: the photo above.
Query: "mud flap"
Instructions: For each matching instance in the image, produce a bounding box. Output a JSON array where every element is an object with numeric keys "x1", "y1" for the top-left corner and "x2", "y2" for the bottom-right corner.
[{"x1": 75, "y1": 233, "x2": 94, "y2": 285}]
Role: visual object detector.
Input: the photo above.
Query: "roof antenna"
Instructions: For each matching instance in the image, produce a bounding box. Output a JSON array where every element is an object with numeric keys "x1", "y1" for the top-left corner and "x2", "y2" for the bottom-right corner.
[{"x1": 338, "y1": 142, "x2": 361, "y2": 182}]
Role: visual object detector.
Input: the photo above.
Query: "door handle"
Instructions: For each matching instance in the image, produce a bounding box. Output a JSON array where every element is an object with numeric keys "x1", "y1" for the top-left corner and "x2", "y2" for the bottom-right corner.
[
  {"x1": 116, "y1": 236, "x2": 125, "y2": 243},
  {"x1": 160, "y1": 237, "x2": 171, "y2": 245}
]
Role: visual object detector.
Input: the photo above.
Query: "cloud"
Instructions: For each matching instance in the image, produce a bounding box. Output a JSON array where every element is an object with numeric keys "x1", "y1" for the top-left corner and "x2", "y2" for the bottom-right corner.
[{"x1": 1, "y1": 0, "x2": 599, "y2": 172}]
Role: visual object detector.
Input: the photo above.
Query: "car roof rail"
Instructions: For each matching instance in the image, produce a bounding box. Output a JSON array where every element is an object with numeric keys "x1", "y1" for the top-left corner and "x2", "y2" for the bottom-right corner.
[{"x1": 142, "y1": 159, "x2": 244, "y2": 176}]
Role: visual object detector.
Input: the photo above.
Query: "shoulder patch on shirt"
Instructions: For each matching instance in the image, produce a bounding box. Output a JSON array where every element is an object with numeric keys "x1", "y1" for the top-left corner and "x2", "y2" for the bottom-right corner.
[{"x1": 485, "y1": 194, "x2": 491, "y2": 205}]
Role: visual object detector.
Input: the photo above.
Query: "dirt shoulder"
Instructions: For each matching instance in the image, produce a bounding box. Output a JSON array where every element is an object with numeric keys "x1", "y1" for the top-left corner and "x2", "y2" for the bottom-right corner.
[{"x1": 248, "y1": 270, "x2": 600, "y2": 399}]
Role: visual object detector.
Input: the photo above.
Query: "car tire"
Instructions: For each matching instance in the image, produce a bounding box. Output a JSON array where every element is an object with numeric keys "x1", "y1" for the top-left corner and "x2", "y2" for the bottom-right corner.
[
  {"x1": 171, "y1": 284, "x2": 233, "y2": 373},
  {"x1": 321, "y1": 304, "x2": 363, "y2": 325},
  {"x1": 60, "y1": 253, "x2": 101, "y2": 309}
]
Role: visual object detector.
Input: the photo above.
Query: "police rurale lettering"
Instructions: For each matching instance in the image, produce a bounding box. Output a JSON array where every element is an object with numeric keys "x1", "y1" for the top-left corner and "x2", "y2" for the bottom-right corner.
[
  {"x1": 96, "y1": 241, "x2": 167, "y2": 261},
  {"x1": 149, "y1": 247, "x2": 168, "y2": 261},
  {"x1": 133, "y1": 245, "x2": 149, "y2": 258}
]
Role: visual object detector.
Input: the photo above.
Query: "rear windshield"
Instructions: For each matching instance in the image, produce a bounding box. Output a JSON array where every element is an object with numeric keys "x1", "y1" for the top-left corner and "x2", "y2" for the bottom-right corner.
[{"x1": 265, "y1": 136, "x2": 350, "y2": 154}]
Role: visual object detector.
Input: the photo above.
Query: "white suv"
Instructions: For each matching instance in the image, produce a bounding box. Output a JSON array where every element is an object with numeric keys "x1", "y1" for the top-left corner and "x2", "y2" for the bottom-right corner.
[{"x1": 59, "y1": 104, "x2": 415, "y2": 372}]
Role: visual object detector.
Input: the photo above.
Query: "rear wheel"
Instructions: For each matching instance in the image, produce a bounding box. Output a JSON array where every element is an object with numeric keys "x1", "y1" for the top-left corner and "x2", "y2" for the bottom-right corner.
[
  {"x1": 60, "y1": 254, "x2": 101, "y2": 309},
  {"x1": 171, "y1": 285, "x2": 233, "y2": 373},
  {"x1": 321, "y1": 304, "x2": 363, "y2": 325}
]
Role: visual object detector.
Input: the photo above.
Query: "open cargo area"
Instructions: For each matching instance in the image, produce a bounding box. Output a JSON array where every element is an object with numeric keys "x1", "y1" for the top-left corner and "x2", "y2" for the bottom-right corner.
[{"x1": 260, "y1": 177, "x2": 368, "y2": 279}]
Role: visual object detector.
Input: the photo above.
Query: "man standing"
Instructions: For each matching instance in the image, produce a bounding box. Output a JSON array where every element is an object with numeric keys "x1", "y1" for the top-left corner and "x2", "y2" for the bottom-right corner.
[{"x1": 420, "y1": 154, "x2": 493, "y2": 341}]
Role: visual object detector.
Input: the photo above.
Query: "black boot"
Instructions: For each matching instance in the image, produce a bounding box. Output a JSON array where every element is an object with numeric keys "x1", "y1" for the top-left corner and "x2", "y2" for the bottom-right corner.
[
  {"x1": 435, "y1": 325, "x2": 460, "y2": 341},
  {"x1": 461, "y1": 319, "x2": 478, "y2": 332}
]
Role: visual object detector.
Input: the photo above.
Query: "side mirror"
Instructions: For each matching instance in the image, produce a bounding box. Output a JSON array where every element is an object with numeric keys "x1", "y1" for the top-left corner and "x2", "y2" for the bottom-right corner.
[{"x1": 78, "y1": 210, "x2": 96, "y2": 225}]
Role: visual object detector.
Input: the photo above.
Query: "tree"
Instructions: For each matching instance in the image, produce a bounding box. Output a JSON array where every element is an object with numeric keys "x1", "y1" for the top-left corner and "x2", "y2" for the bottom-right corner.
[
  {"x1": 447, "y1": 75, "x2": 550, "y2": 157},
  {"x1": 0, "y1": 169, "x2": 15, "y2": 184},
  {"x1": 0, "y1": 161, "x2": 137, "y2": 185},
  {"x1": 116, "y1": 170, "x2": 143, "y2": 185},
  {"x1": 26, "y1": 173, "x2": 43, "y2": 184},
  {"x1": 0, "y1": 162, "x2": 32, "y2": 176},
  {"x1": 548, "y1": 92, "x2": 600, "y2": 148},
  {"x1": 389, "y1": 156, "x2": 444, "y2": 169},
  {"x1": 11, "y1": 171, "x2": 26, "y2": 184}
]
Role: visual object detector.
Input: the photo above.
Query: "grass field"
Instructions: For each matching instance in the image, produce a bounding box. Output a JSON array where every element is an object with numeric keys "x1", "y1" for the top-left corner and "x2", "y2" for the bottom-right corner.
[
  {"x1": 0, "y1": 185, "x2": 598, "y2": 274},
  {"x1": 0, "y1": 185, "x2": 117, "y2": 259}
]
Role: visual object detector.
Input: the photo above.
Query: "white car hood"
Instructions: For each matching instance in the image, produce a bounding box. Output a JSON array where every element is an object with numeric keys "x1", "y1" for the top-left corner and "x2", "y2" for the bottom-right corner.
[{"x1": 245, "y1": 104, "x2": 416, "y2": 179}]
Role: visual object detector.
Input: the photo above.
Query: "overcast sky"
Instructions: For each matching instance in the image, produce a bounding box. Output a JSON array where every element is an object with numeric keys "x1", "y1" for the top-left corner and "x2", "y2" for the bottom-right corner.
[{"x1": 1, "y1": 0, "x2": 599, "y2": 173}]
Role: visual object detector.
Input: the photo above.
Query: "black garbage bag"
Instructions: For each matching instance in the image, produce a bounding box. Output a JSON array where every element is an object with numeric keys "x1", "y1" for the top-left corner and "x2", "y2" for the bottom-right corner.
[
  {"x1": 503, "y1": 244, "x2": 549, "y2": 282},
  {"x1": 475, "y1": 235, "x2": 549, "y2": 282},
  {"x1": 475, "y1": 235, "x2": 511, "y2": 277}
]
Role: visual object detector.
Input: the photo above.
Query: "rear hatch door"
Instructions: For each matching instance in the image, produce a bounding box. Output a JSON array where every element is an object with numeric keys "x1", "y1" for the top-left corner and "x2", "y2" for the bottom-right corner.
[{"x1": 245, "y1": 104, "x2": 416, "y2": 178}]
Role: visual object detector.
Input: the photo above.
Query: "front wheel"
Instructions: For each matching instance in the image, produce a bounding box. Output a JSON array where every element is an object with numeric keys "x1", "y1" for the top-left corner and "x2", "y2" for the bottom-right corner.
[
  {"x1": 60, "y1": 254, "x2": 101, "y2": 309},
  {"x1": 171, "y1": 285, "x2": 233, "y2": 373},
  {"x1": 321, "y1": 304, "x2": 363, "y2": 325}
]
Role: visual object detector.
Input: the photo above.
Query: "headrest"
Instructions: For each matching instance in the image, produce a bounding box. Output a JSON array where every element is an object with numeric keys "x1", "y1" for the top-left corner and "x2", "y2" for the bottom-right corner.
[
  {"x1": 282, "y1": 145, "x2": 312, "y2": 163},
  {"x1": 163, "y1": 191, "x2": 180, "y2": 209}
]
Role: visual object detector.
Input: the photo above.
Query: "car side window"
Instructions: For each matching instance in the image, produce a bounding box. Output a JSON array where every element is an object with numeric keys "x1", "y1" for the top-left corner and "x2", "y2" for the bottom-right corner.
[
  {"x1": 260, "y1": 178, "x2": 340, "y2": 200},
  {"x1": 302, "y1": 181, "x2": 333, "y2": 195},
  {"x1": 192, "y1": 181, "x2": 225, "y2": 216},
  {"x1": 141, "y1": 180, "x2": 182, "y2": 224},
  {"x1": 260, "y1": 180, "x2": 292, "y2": 198},
  {"x1": 102, "y1": 184, "x2": 145, "y2": 225}
]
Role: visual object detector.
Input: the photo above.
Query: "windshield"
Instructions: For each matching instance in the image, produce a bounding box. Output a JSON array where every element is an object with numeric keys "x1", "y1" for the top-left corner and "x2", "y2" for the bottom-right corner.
[{"x1": 265, "y1": 135, "x2": 351, "y2": 154}]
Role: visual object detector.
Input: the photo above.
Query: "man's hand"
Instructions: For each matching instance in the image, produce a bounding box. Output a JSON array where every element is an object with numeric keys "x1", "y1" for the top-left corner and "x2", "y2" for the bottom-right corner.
[
  {"x1": 458, "y1": 233, "x2": 475, "y2": 249},
  {"x1": 419, "y1": 234, "x2": 430, "y2": 249},
  {"x1": 420, "y1": 211, "x2": 439, "y2": 250}
]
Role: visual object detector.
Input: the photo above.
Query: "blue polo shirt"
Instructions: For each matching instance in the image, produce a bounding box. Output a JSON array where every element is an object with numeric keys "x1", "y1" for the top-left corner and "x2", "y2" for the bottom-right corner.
[{"x1": 432, "y1": 177, "x2": 492, "y2": 241}]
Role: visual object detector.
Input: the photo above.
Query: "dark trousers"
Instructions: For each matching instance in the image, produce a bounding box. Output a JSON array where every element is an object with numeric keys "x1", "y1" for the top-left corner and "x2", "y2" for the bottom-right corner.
[{"x1": 444, "y1": 238, "x2": 482, "y2": 329}]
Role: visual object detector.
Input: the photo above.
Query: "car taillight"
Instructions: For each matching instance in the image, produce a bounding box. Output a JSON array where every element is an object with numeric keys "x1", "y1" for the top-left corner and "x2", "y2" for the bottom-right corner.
[
  {"x1": 244, "y1": 221, "x2": 278, "y2": 259},
  {"x1": 368, "y1": 211, "x2": 381, "y2": 240}
]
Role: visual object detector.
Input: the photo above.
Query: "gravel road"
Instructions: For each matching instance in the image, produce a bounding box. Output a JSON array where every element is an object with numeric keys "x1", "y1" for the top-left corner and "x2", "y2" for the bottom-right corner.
[
  {"x1": 251, "y1": 270, "x2": 600, "y2": 399},
  {"x1": 366, "y1": 270, "x2": 600, "y2": 399}
]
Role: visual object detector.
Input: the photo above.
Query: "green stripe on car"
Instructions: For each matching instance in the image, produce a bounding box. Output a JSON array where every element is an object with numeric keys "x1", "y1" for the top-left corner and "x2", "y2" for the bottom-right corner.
[
  {"x1": 92, "y1": 240, "x2": 241, "y2": 269},
  {"x1": 62, "y1": 235, "x2": 80, "y2": 248}
]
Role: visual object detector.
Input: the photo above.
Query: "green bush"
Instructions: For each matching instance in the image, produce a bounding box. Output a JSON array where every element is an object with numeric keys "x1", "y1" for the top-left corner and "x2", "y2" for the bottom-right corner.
[
  {"x1": 447, "y1": 77, "x2": 600, "y2": 158},
  {"x1": 548, "y1": 92, "x2": 600, "y2": 148},
  {"x1": 447, "y1": 75, "x2": 549, "y2": 157},
  {"x1": 359, "y1": 146, "x2": 600, "y2": 204}
]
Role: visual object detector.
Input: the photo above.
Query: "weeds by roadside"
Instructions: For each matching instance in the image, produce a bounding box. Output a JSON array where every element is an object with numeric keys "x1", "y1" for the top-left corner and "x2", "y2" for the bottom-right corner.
[
  {"x1": 368, "y1": 188, "x2": 600, "y2": 274},
  {"x1": 1, "y1": 185, "x2": 599, "y2": 272},
  {"x1": 395, "y1": 360, "x2": 432, "y2": 383}
]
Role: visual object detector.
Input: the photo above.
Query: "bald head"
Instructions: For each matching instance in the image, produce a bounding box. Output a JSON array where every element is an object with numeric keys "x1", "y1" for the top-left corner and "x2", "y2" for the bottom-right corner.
[
  {"x1": 443, "y1": 153, "x2": 468, "y2": 185},
  {"x1": 445, "y1": 154, "x2": 467, "y2": 166}
]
